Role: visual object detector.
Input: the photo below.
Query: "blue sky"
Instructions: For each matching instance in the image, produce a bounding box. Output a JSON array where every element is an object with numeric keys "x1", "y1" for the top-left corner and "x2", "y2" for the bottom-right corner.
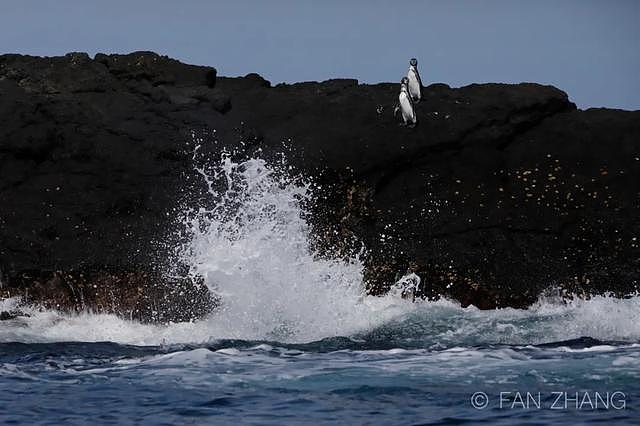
[{"x1": 1, "y1": 0, "x2": 638, "y2": 109}]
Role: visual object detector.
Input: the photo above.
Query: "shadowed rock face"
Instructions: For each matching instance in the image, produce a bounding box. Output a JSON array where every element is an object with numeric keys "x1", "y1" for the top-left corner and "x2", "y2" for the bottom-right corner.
[{"x1": 0, "y1": 51, "x2": 638, "y2": 318}]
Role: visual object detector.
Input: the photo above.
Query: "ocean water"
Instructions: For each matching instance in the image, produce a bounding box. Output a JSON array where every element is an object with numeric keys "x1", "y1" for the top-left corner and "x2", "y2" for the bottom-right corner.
[{"x1": 1, "y1": 154, "x2": 638, "y2": 425}]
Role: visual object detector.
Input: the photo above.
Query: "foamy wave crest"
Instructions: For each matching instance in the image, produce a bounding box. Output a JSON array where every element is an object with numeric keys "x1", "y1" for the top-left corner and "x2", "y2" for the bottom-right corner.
[
  {"x1": 174, "y1": 152, "x2": 411, "y2": 341},
  {"x1": 359, "y1": 295, "x2": 640, "y2": 348},
  {"x1": 2, "y1": 294, "x2": 640, "y2": 347}
]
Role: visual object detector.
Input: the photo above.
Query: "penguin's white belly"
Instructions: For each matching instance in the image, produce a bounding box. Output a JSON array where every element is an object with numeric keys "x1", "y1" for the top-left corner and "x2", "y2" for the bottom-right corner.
[
  {"x1": 407, "y1": 69, "x2": 421, "y2": 101},
  {"x1": 399, "y1": 92, "x2": 415, "y2": 123}
]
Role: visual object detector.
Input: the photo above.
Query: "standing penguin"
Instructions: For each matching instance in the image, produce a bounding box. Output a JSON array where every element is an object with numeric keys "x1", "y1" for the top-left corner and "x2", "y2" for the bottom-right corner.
[
  {"x1": 394, "y1": 77, "x2": 417, "y2": 127},
  {"x1": 407, "y1": 58, "x2": 423, "y2": 103}
]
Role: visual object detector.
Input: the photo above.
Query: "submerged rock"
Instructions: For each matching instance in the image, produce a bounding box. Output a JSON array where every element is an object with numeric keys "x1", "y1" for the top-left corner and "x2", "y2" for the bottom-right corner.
[{"x1": 0, "y1": 51, "x2": 638, "y2": 316}]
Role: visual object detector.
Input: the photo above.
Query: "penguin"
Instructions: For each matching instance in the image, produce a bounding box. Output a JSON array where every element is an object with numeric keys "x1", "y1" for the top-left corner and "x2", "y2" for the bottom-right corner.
[
  {"x1": 394, "y1": 77, "x2": 417, "y2": 127},
  {"x1": 407, "y1": 58, "x2": 423, "y2": 103}
]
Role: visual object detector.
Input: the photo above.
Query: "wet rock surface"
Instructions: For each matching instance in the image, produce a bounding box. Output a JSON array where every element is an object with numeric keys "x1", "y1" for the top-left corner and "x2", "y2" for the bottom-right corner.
[
  {"x1": 0, "y1": 269, "x2": 213, "y2": 323},
  {"x1": 1, "y1": 51, "x2": 638, "y2": 317},
  {"x1": 0, "y1": 310, "x2": 30, "y2": 321}
]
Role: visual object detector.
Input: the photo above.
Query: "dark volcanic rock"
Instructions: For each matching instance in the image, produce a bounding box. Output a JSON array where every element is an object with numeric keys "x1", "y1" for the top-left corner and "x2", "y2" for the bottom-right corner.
[
  {"x1": 0, "y1": 310, "x2": 30, "y2": 321},
  {"x1": 0, "y1": 51, "x2": 638, "y2": 316},
  {"x1": 0, "y1": 270, "x2": 213, "y2": 323}
]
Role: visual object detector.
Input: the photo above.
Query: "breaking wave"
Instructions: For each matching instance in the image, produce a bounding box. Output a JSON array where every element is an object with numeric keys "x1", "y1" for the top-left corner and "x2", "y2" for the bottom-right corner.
[{"x1": 1, "y1": 153, "x2": 639, "y2": 348}]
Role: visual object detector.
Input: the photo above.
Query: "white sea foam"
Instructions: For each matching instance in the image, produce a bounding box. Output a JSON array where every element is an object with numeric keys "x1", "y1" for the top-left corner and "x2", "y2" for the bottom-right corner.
[{"x1": 172, "y1": 152, "x2": 414, "y2": 342}]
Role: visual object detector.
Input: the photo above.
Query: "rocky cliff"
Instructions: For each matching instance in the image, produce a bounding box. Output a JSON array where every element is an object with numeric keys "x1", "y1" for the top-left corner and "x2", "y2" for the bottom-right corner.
[{"x1": 1, "y1": 51, "x2": 638, "y2": 319}]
